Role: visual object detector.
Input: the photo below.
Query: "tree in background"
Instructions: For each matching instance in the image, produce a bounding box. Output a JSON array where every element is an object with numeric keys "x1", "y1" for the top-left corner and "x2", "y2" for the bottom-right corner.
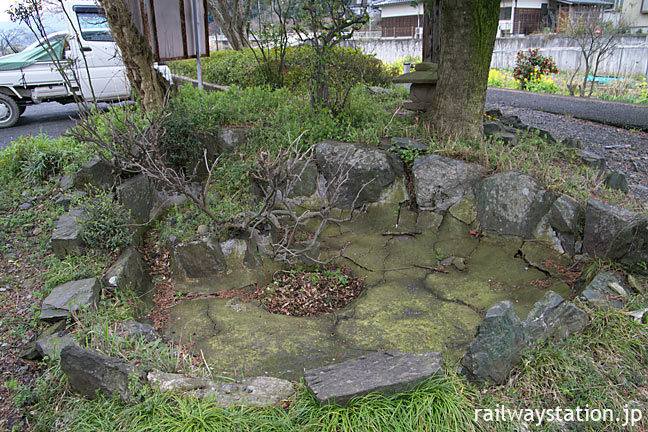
[
  {"x1": 293, "y1": 0, "x2": 367, "y2": 113},
  {"x1": 0, "y1": 28, "x2": 29, "y2": 55},
  {"x1": 208, "y1": 0, "x2": 252, "y2": 50},
  {"x1": 566, "y1": 14, "x2": 628, "y2": 97},
  {"x1": 425, "y1": 0, "x2": 500, "y2": 141}
]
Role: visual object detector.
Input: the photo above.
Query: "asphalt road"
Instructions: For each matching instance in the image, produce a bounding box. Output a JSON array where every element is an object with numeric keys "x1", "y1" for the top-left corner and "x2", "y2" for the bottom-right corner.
[
  {"x1": 0, "y1": 103, "x2": 81, "y2": 150},
  {"x1": 0, "y1": 89, "x2": 647, "y2": 151},
  {"x1": 486, "y1": 87, "x2": 648, "y2": 132}
]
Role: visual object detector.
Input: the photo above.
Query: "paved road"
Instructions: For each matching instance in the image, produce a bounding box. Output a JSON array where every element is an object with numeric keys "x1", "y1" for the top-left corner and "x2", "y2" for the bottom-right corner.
[
  {"x1": 0, "y1": 102, "x2": 113, "y2": 150},
  {"x1": 486, "y1": 87, "x2": 648, "y2": 132}
]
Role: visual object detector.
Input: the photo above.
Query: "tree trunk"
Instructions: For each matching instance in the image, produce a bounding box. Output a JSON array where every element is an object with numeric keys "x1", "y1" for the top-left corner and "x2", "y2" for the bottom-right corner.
[
  {"x1": 426, "y1": 0, "x2": 500, "y2": 140},
  {"x1": 100, "y1": 0, "x2": 168, "y2": 111},
  {"x1": 209, "y1": 0, "x2": 251, "y2": 50},
  {"x1": 422, "y1": 0, "x2": 440, "y2": 63}
]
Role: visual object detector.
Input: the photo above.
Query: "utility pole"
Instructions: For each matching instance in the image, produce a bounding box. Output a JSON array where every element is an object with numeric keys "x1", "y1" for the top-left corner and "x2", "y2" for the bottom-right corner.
[{"x1": 192, "y1": 0, "x2": 203, "y2": 90}]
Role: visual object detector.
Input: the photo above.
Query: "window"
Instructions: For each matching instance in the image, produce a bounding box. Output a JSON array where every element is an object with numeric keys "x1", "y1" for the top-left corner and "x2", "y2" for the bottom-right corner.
[
  {"x1": 76, "y1": 11, "x2": 113, "y2": 42},
  {"x1": 642, "y1": 0, "x2": 648, "y2": 13},
  {"x1": 500, "y1": 7, "x2": 512, "y2": 20}
]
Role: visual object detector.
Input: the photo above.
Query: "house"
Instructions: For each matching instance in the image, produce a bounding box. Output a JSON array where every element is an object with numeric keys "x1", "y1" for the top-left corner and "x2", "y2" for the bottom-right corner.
[
  {"x1": 375, "y1": 0, "x2": 616, "y2": 39},
  {"x1": 373, "y1": 0, "x2": 423, "y2": 38},
  {"x1": 498, "y1": 0, "x2": 550, "y2": 36},
  {"x1": 498, "y1": 0, "x2": 614, "y2": 36},
  {"x1": 554, "y1": 0, "x2": 615, "y2": 31},
  {"x1": 606, "y1": 0, "x2": 648, "y2": 32}
]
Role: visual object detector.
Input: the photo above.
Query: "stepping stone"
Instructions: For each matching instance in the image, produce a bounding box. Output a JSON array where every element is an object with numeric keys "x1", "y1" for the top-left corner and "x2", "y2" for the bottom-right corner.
[
  {"x1": 40, "y1": 278, "x2": 100, "y2": 321},
  {"x1": 304, "y1": 350, "x2": 443, "y2": 406}
]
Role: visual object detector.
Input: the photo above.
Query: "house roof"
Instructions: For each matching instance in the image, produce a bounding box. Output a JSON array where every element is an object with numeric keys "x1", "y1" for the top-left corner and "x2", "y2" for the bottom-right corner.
[
  {"x1": 373, "y1": 0, "x2": 416, "y2": 6},
  {"x1": 555, "y1": 0, "x2": 614, "y2": 5}
]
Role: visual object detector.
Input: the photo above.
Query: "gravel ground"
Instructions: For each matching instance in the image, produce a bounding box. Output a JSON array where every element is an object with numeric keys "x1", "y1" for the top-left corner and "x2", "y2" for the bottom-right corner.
[{"x1": 486, "y1": 102, "x2": 648, "y2": 202}]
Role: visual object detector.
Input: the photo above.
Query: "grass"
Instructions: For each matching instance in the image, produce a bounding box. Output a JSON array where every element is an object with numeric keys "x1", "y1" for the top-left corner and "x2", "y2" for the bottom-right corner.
[
  {"x1": 1, "y1": 83, "x2": 647, "y2": 431},
  {"x1": 488, "y1": 68, "x2": 648, "y2": 104},
  {"x1": 14, "y1": 295, "x2": 648, "y2": 431},
  {"x1": 477, "y1": 298, "x2": 648, "y2": 431},
  {"x1": 20, "y1": 371, "x2": 477, "y2": 432}
]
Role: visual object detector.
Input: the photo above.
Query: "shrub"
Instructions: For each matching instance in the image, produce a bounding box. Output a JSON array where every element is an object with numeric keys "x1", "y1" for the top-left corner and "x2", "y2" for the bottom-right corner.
[
  {"x1": 513, "y1": 48, "x2": 558, "y2": 90},
  {"x1": 73, "y1": 188, "x2": 132, "y2": 252},
  {"x1": 0, "y1": 134, "x2": 86, "y2": 184},
  {"x1": 487, "y1": 69, "x2": 518, "y2": 89},
  {"x1": 524, "y1": 73, "x2": 561, "y2": 94},
  {"x1": 160, "y1": 89, "x2": 222, "y2": 173},
  {"x1": 170, "y1": 46, "x2": 395, "y2": 90}
]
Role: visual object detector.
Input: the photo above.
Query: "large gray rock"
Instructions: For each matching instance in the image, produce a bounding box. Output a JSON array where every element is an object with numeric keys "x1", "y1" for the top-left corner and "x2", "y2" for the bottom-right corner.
[
  {"x1": 578, "y1": 150, "x2": 606, "y2": 171},
  {"x1": 115, "y1": 320, "x2": 158, "y2": 343},
  {"x1": 35, "y1": 333, "x2": 76, "y2": 360},
  {"x1": 608, "y1": 216, "x2": 648, "y2": 273},
  {"x1": 462, "y1": 301, "x2": 528, "y2": 385},
  {"x1": 549, "y1": 195, "x2": 584, "y2": 256},
  {"x1": 287, "y1": 161, "x2": 318, "y2": 198},
  {"x1": 605, "y1": 171, "x2": 629, "y2": 193},
  {"x1": 73, "y1": 156, "x2": 114, "y2": 190},
  {"x1": 475, "y1": 171, "x2": 554, "y2": 238},
  {"x1": 148, "y1": 371, "x2": 294, "y2": 406},
  {"x1": 583, "y1": 199, "x2": 635, "y2": 258},
  {"x1": 483, "y1": 121, "x2": 519, "y2": 146},
  {"x1": 581, "y1": 272, "x2": 626, "y2": 309},
  {"x1": 412, "y1": 155, "x2": 487, "y2": 212},
  {"x1": 217, "y1": 127, "x2": 250, "y2": 153},
  {"x1": 171, "y1": 238, "x2": 227, "y2": 279},
  {"x1": 103, "y1": 247, "x2": 152, "y2": 298},
  {"x1": 60, "y1": 345, "x2": 146, "y2": 401},
  {"x1": 51, "y1": 208, "x2": 86, "y2": 258},
  {"x1": 550, "y1": 195, "x2": 583, "y2": 234},
  {"x1": 390, "y1": 137, "x2": 427, "y2": 151},
  {"x1": 524, "y1": 291, "x2": 588, "y2": 340},
  {"x1": 40, "y1": 278, "x2": 100, "y2": 321},
  {"x1": 20, "y1": 321, "x2": 67, "y2": 360},
  {"x1": 315, "y1": 141, "x2": 404, "y2": 209},
  {"x1": 304, "y1": 350, "x2": 443, "y2": 406},
  {"x1": 118, "y1": 174, "x2": 155, "y2": 222}
]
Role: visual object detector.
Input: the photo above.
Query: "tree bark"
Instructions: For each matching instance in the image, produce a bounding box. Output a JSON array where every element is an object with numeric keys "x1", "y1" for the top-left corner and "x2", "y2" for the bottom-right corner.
[
  {"x1": 426, "y1": 0, "x2": 500, "y2": 140},
  {"x1": 422, "y1": 0, "x2": 440, "y2": 63},
  {"x1": 209, "y1": 0, "x2": 251, "y2": 50},
  {"x1": 100, "y1": 0, "x2": 168, "y2": 111}
]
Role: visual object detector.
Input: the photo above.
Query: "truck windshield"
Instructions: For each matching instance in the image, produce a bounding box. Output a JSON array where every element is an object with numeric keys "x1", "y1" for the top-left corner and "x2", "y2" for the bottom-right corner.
[{"x1": 77, "y1": 11, "x2": 113, "y2": 42}]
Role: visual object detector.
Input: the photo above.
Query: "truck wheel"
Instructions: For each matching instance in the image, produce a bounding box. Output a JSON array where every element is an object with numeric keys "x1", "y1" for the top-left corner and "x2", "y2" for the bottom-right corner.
[{"x1": 0, "y1": 94, "x2": 20, "y2": 128}]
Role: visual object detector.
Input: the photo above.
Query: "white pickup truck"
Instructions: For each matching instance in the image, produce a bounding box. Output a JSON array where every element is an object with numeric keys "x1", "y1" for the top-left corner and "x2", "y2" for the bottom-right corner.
[{"x1": 0, "y1": 0, "x2": 167, "y2": 128}]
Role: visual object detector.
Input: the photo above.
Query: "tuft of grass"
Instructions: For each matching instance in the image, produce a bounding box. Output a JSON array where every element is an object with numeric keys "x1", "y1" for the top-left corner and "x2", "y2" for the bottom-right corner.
[
  {"x1": 477, "y1": 299, "x2": 648, "y2": 431},
  {"x1": 23, "y1": 373, "x2": 476, "y2": 432}
]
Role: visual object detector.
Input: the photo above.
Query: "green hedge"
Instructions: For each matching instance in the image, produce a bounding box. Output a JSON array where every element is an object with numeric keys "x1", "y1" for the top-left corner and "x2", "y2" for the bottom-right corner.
[{"x1": 170, "y1": 46, "x2": 398, "y2": 89}]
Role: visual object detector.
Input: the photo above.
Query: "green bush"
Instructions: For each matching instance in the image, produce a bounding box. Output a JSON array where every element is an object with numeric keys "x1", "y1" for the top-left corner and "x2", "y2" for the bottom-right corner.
[
  {"x1": 170, "y1": 46, "x2": 396, "y2": 90},
  {"x1": 0, "y1": 134, "x2": 87, "y2": 184},
  {"x1": 161, "y1": 89, "x2": 222, "y2": 172},
  {"x1": 73, "y1": 188, "x2": 133, "y2": 253}
]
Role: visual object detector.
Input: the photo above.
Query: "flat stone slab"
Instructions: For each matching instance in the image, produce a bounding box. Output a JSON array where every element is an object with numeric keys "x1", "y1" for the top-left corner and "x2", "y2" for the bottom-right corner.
[
  {"x1": 148, "y1": 371, "x2": 294, "y2": 406},
  {"x1": 40, "y1": 278, "x2": 100, "y2": 321},
  {"x1": 304, "y1": 350, "x2": 443, "y2": 406}
]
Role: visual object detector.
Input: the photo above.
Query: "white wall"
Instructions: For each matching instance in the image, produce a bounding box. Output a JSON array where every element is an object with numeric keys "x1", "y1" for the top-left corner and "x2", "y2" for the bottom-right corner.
[
  {"x1": 344, "y1": 34, "x2": 648, "y2": 77},
  {"x1": 381, "y1": 3, "x2": 423, "y2": 18},
  {"x1": 622, "y1": 0, "x2": 648, "y2": 30}
]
